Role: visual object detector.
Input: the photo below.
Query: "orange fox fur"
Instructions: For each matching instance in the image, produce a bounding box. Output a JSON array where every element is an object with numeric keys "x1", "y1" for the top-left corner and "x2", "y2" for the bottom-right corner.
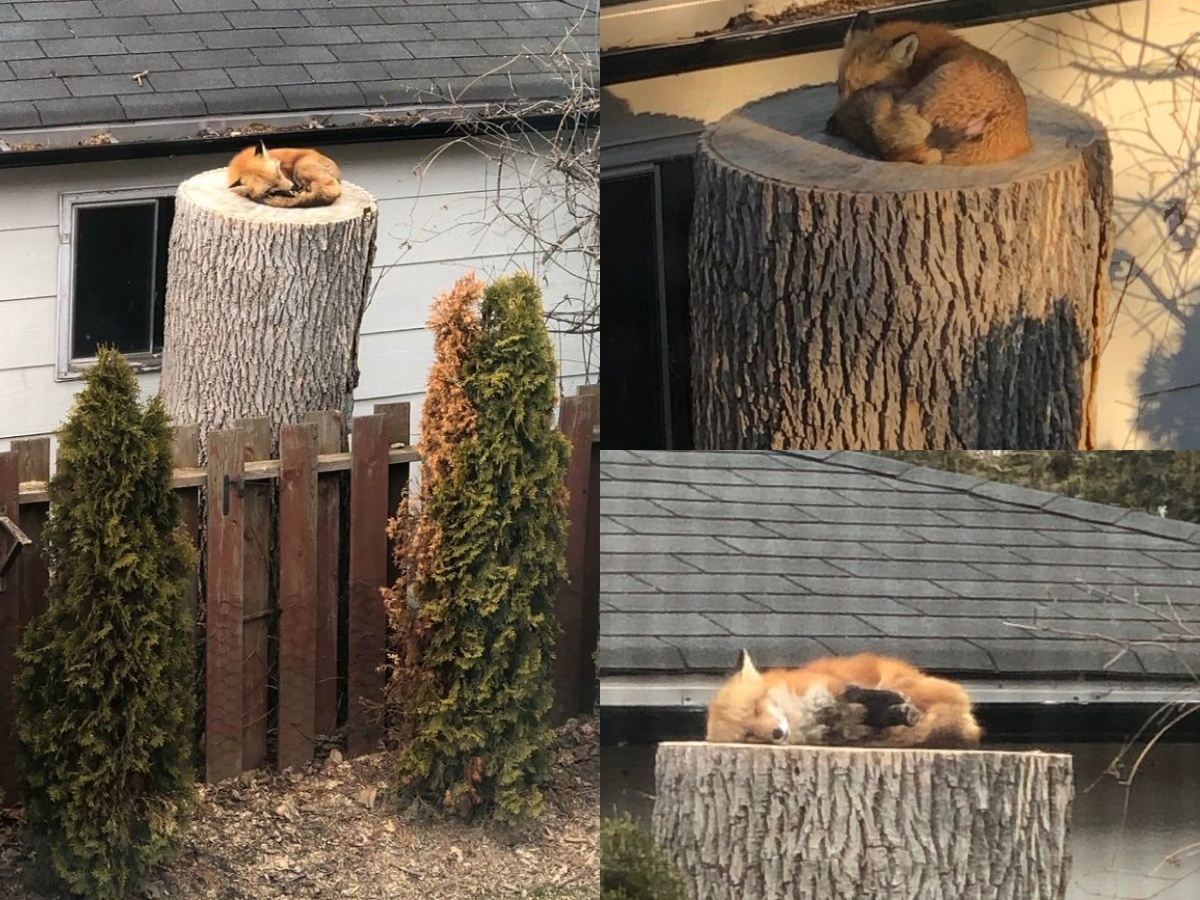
[
  {"x1": 227, "y1": 142, "x2": 342, "y2": 208},
  {"x1": 825, "y1": 12, "x2": 1031, "y2": 166},
  {"x1": 706, "y1": 650, "x2": 982, "y2": 749}
]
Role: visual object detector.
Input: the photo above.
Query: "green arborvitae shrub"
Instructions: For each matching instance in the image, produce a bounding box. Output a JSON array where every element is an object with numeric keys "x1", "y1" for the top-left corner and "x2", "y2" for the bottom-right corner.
[
  {"x1": 15, "y1": 346, "x2": 197, "y2": 899},
  {"x1": 391, "y1": 271, "x2": 571, "y2": 821},
  {"x1": 601, "y1": 815, "x2": 687, "y2": 900}
]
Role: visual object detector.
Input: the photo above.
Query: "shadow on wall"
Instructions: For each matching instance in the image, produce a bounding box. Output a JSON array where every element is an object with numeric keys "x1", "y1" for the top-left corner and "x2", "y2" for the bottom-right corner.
[
  {"x1": 1136, "y1": 285, "x2": 1200, "y2": 448},
  {"x1": 1128, "y1": 240, "x2": 1200, "y2": 448},
  {"x1": 600, "y1": 88, "x2": 702, "y2": 151},
  {"x1": 1013, "y1": 11, "x2": 1200, "y2": 447}
]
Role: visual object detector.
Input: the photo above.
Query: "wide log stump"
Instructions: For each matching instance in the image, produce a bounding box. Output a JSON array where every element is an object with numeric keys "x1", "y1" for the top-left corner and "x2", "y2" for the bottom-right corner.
[
  {"x1": 654, "y1": 742, "x2": 1074, "y2": 900},
  {"x1": 690, "y1": 84, "x2": 1113, "y2": 450},
  {"x1": 161, "y1": 168, "x2": 378, "y2": 454}
]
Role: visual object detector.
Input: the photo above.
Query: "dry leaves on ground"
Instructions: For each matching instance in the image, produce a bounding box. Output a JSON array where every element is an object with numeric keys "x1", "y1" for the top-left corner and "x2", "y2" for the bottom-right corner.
[{"x1": 0, "y1": 717, "x2": 599, "y2": 900}]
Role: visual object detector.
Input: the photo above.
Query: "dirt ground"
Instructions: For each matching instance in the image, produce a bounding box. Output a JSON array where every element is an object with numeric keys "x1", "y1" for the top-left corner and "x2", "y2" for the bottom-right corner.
[{"x1": 0, "y1": 717, "x2": 599, "y2": 899}]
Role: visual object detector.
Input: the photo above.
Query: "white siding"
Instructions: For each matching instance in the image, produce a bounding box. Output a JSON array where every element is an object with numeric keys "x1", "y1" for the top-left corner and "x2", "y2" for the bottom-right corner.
[
  {"x1": 603, "y1": 0, "x2": 1200, "y2": 449},
  {"x1": 0, "y1": 137, "x2": 594, "y2": 451}
]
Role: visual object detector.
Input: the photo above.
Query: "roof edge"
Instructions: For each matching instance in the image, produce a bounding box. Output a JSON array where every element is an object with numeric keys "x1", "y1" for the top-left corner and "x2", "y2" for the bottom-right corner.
[
  {"x1": 794, "y1": 451, "x2": 1200, "y2": 546},
  {"x1": 0, "y1": 104, "x2": 591, "y2": 169},
  {"x1": 600, "y1": 674, "x2": 1200, "y2": 708}
]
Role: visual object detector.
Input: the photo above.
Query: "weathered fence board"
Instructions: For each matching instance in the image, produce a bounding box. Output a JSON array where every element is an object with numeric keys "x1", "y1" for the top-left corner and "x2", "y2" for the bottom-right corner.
[
  {"x1": 555, "y1": 392, "x2": 598, "y2": 721},
  {"x1": 206, "y1": 429, "x2": 245, "y2": 783},
  {"x1": 236, "y1": 418, "x2": 273, "y2": 772},
  {"x1": 278, "y1": 423, "x2": 318, "y2": 769},
  {"x1": 172, "y1": 424, "x2": 202, "y2": 633},
  {"x1": 347, "y1": 414, "x2": 390, "y2": 758},
  {"x1": 0, "y1": 451, "x2": 21, "y2": 801},
  {"x1": 0, "y1": 391, "x2": 599, "y2": 791},
  {"x1": 304, "y1": 410, "x2": 343, "y2": 738},
  {"x1": 374, "y1": 402, "x2": 410, "y2": 594},
  {"x1": 11, "y1": 439, "x2": 50, "y2": 632},
  {"x1": 579, "y1": 386, "x2": 601, "y2": 711}
]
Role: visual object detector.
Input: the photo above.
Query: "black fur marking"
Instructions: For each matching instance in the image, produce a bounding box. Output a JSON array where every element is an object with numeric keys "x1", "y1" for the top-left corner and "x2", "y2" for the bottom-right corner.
[
  {"x1": 850, "y1": 10, "x2": 876, "y2": 33},
  {"x1": 925, "y1": 125, "x2": 982, "y2": 151},
  {"x1": 841, "y1": 685, "x2": 915, "y2": 728},
  {"x1": 926, "y1": 117, "x2": 989, "y2": 152}
]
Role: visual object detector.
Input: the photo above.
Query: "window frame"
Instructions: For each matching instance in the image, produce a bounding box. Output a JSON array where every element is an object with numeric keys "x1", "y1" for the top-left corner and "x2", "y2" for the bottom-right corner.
[{"x1": 56, "y1": 185, "x2": 177, "y2": 382}]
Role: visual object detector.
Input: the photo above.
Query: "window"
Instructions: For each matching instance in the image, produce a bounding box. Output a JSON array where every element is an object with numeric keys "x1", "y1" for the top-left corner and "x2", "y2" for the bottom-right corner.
[
  {"x1": 600, "y1": 157, "x2": 695, "y2": 449},
  {"x1": 57, "y1": 188, "x2": 175, "y2": 379}
]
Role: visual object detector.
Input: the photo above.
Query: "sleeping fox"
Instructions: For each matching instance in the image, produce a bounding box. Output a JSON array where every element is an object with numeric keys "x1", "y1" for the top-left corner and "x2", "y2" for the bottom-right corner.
[
  {"x1": 825, "y1": 12, "x2": 1031, "y2": 165},
  {"x1": 706, "y1": 650, "x2": 982, "y2": 749},
  {"x1": 227, "y1": 142, "x2": 342, "y2": 208}
]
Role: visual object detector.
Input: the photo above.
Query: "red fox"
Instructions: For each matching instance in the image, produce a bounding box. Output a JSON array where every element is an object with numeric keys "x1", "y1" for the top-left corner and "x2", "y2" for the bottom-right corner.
[
  {"x1": 825, "y1": 12, "x2": 1032, "y2": 165},
  {"x1": 227, "y1": 142, "x2": 342, "y2": 208},
  {"x1": 706, "y1": 650, "x2": 982, "y2": 749}
]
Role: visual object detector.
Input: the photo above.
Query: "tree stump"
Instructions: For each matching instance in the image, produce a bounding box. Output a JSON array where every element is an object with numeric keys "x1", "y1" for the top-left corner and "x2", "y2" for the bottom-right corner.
[
  {"x1": 690, "y1": 84, "x2": 1113, "y2": 450},
  {"x1": 161, "y1": 168, "x2": 379, "y2": 453},
  {"x1": 654, "y1": 742, "x2": 1074, "y2": 900}
]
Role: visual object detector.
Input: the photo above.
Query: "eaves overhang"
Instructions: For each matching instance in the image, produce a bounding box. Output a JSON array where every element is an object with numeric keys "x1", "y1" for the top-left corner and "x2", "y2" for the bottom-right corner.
[
  {"x1": 0, "y1": 105, "x2": 592, "y2": 170},
  {"x1": 601, "y1": 0, "x2": 1115, "y2": 85},
  {"x1": 601, "y1": 674, "x2": 1200, "y2": 709}
]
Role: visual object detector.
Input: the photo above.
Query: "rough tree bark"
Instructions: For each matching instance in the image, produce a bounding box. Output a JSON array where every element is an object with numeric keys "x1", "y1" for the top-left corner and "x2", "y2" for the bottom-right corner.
[
  {"x1": 654, "y1": 742, "x2": 1074, "y2": 900},
  {"x1": 161, "y1": 167, "x2": 378, "y2": 453},
  {"x1": 690, "y1": 84, "x2": 1113, "y2": 450}
]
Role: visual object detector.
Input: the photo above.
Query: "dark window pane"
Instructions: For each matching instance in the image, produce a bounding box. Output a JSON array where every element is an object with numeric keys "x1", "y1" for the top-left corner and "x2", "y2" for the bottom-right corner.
[
  {"x1": 152, "y1": 196, "x2": 174, "y2": 354},
  {"x1": 658, "y1": 157, "x2": 696, "y2": 449},
  {"x1": 600, "y1": 172, "x2": 667, "y2": 449},
  {"x1": 72, "y1": 203, "x2": 156, "y2": 359}
]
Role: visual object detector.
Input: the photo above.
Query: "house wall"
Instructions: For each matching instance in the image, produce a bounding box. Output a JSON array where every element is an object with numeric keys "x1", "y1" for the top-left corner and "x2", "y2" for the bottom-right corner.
[
  {"x1": 602, "y1": 740, "x2": 1200, "y2": 899},
  {"x1": 0, "y1": 138, "x2": 594, "y2": 450},
  {"x1": 602, "y1": 0, "x2": 1200, "y2": 449}
]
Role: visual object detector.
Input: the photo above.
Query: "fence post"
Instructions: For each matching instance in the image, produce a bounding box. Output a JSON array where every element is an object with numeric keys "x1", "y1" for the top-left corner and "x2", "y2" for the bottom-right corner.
[
  {"x1": 347, "y1": 414, "x2": 390, "y2": 758},
  {"x1": 12, "y1": 439, "x2": 50, "y2": 629},
  {"x1": 373, "y1": 402, "x2": 410, "y2": 593},
  {"x1": 235, "y1": 418, "x2": 272, "y2": 772},
  {"x1": 554, "y1": 392, "x2": 597, "y2": 721},
  {"x1": 579, "y1": 386, "x2": 600, "y2": 711},
  {"x1": 278, "y1": 422, "x2": 318, "y2": 769},
  {"x1": 303, "y1": 410, "x2": 344, "y2": 738},
  {"x1": 0, "y1": 451, "x2": 21, "y2": 800},
  {"x1": 206, "y1": 427, "x2": 245, "y2": 782}
]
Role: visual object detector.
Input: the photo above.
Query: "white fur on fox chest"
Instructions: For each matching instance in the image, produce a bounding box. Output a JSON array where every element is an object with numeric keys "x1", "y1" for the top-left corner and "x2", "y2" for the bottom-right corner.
[{"x1": 766, "y1": 682, "x2": 838, "y2": 744}]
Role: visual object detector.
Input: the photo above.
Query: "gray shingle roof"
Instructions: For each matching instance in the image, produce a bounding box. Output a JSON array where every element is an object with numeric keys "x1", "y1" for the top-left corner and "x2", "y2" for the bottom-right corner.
[
  {"x1": 0, "y1": 0, "x2": 596, "y2": 130},
  {"x1": 601, "y1": 450, "x2": 1200, "y2": 681}
]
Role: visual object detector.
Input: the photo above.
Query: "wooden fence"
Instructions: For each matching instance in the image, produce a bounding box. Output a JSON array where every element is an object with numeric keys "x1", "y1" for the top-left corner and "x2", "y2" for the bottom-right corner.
[{"x1": 0, "y1": 387, "x2": 599, "y2": 799}]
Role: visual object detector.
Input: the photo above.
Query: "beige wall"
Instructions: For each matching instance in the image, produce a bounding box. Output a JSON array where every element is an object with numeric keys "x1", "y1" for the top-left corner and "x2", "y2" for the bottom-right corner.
[{"x1": 603, "y1": 0, "x2": 1200, "y2": 448}]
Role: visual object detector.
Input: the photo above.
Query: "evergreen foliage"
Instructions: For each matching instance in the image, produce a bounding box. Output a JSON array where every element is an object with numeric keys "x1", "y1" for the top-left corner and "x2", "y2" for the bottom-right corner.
[
  {"x1": 15, "y1": 347, "x2": 197, "y2": 899},
  {"x1": 600, "y1": 814, "x2": 687, "y2": 900},
  {"x1": 871, "y1": 451, "x2": 1200, "y2": 524},
  {"x1": 386, "y1": 272, "x2": 571, "y2": 821}
]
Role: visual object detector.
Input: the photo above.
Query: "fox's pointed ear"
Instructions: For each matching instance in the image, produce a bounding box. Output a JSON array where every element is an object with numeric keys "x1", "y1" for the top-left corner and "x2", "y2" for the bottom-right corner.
[
  {"x1": 256, "y1": 141, "x2": 268, "y2": 156},
  {"x1": 738, "y1": 649, "x2": 760, "y2": 678},
  {"x1": 890, "y1": 32, "x2": 920, "y2": 67},
  {"x1": 846, "y1": 10, "x2": 875, "y2": 42}
]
